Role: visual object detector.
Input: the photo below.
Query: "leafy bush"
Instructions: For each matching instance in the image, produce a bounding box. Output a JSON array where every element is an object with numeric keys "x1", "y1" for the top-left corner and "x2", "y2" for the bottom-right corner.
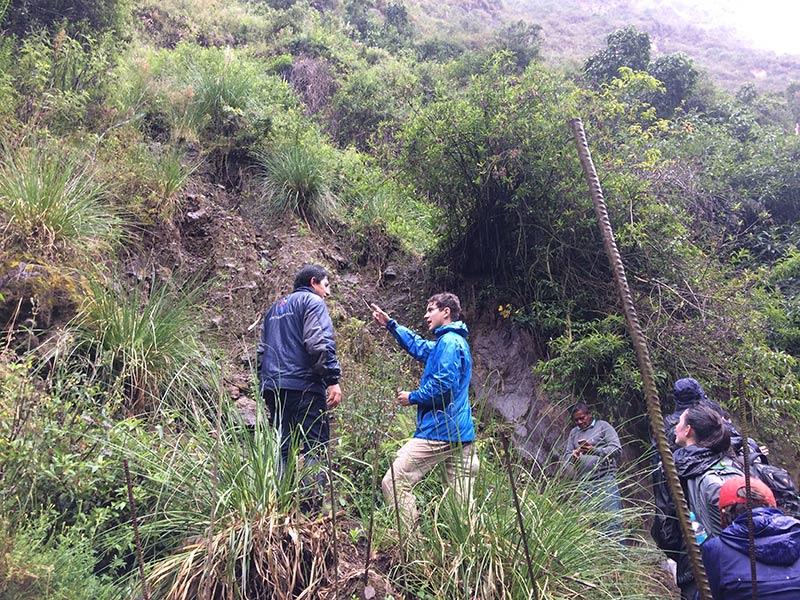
[
  {"x1": 649, "y1": 52, "x2": 698, "y2": 116},
  {"x1": 255, "y1": 141, "x2": 337, "y2": 224},
  {"x1": 0, "y1": 147, "x2": 122, "y2": 259},
  {"x1": 5, "y1": 0, "x2": 130, "y2": 36},
  {"x1": 13, "y1": 30, "x2": 117, "y2": 130},
  {"x1": 0, "y1": 514, "x2": 119, "y2": 600},
  {"x1": 335, "y1": 147, "x2": 439, "y2": 253},
  {"x1": 329, "y1": 57, "x2": 418, "y2": 149},
  {"x1": 584, "y1": 26, "x2": 651, "y2": 85}
]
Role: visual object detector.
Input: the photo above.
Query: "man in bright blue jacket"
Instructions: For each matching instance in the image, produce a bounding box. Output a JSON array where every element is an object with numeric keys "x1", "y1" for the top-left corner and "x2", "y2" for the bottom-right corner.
[
  {"x1": 372, "y1": 293, "x2": 478, "y2": 527},
  {"x1": 700, "y1": 476, "x2": 800, "y2": 599}
]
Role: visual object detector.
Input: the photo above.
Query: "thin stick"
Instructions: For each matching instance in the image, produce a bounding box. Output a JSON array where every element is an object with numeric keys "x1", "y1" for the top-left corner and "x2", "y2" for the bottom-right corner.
[
  {"x1": 363, "y1": 436, "x2": 381, "y2": 586},
  {"x1": 200, "y1": 377, "x2": 225, "y2": 599},
  {"x1": 500, "y1": 432, "x2": 538, "y2": 599},
  {"x1": 737, "y1": 373, "x2": 758, "y2": 600},
  {"x1": 325, "y1": 441, "x2": 340, "y2": 599},
  {"x1": 123, "y1": 458, "x2": 150, "y2": 600},
  {"x1": 388, "y1": 456, "x2": 405, "y2": 562}
]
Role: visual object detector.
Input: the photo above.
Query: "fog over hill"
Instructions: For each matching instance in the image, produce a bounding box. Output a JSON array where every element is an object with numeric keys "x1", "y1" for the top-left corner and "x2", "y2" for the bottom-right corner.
[{"x1": 414, "y1": 0, "x2": 800, "y2": 90}]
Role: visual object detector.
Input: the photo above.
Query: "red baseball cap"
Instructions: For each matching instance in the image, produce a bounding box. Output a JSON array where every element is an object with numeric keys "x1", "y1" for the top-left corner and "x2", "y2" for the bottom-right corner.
[{"x1": 719, "y1": 477, "x2": 776, "y2": 510}]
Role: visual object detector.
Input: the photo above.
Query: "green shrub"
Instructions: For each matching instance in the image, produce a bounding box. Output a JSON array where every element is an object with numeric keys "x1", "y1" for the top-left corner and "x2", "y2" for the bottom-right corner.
[
  {"x1": 5, "y1": 0, "x2": 130, "y2": 36},
  {"x1": 398, "y1": 439, "x2": 668, "y2": 599},
  {"x1": 0, "y1": 147, "x2": 122, "y2": 259},
  {"x1": 145, "y1": 145, "x2": 198, "y2": 218},
  {"x1": 0, "y1": 356, "x2": 143, "y2": 553},
  {"x1": 0, "y1": 514, "x2": 119, "y2": 600},
  {"x1": 255, "y1": 141, "x2": 337, "y2": 224},
  {"x1": 113, "y1": 44, "x2": 302, "y2": 146},
  {"x1": 329, "y1": 57, "x2": 418, "y2": 149},
  {"x1": 14, "y1": 30, "x2": 117, "y2": 130},
  {"x1": 114, "y1": 398, "x2": 336, "y2": 598},
  {"x1": 0, "y1": 39, "x2": 17, "y2": 121},
  {"x1": 335, "y1": 147, "x2": 439, "y2": 253}
]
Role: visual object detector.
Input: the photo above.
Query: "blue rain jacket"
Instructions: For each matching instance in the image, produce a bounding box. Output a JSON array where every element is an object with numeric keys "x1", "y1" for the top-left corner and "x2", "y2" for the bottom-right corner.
[
  {"x1": 387, "y1": 319, "x2": 475, "y2": 443},
  {"x1": 701, "y1": 507, "x2": 800, "y2": 599}
]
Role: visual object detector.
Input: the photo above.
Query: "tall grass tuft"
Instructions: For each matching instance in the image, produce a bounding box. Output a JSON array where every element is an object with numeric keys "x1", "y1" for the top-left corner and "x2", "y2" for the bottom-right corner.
[
  {"x1": 111, "y1": 397, "x2": 337, "y2": 598},
  {"x1": 0, "y1": 149, "x2": 122, "y2": 257},
  {"x1": 72, "y1": 278, "x2": 213, "y2": 410},
  {"x1": 397, "y1": 440, "x2": 670, "y2": 599},
  {"x1": 255, "y1": 143, "x2": 337, "y2": 225},
  {"x1": 148, "y1": 146, "x2": 198, "y2": 218}
]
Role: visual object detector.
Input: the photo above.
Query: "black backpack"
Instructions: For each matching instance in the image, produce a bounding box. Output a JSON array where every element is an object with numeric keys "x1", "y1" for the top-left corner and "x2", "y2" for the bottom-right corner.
[
  {"x1": 732, "y1": 438, "x2": 800, "y2": 519},
  {"x1": 751, "y1": 462, "x2": 800, "y2": 518}
]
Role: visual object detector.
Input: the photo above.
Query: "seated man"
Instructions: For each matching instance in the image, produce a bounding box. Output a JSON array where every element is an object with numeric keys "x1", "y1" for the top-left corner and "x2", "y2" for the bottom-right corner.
[
  {"x1": 562, "y1": 402, "x2": 622, "y2": 532},
  {"x1": 701, "y1": 476, "x2": 800, "y2": 599}
]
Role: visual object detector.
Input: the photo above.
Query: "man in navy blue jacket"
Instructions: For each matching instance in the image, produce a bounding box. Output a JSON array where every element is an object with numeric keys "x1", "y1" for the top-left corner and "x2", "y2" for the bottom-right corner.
[
  {"x1": 372, "y1": 293, "x2": 478, "y2": 528},
  {"x1": 701, "y1": 476, "x2": 800, "y2": 599},
  {"x1": 257, "y1": 265, "x2": 342, "y2": 464}
]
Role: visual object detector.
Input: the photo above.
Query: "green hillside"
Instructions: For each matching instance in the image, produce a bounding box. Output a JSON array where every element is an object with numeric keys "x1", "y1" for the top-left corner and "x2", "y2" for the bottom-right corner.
[{"x1": 1, "y1": 0, "x2": 800, "y2": 598}]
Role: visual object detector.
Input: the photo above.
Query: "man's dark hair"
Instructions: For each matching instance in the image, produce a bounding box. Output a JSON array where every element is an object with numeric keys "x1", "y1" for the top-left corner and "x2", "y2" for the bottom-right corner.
[
  {"x1": 684, "y1": 404, "x2": 730, "y2": 454},
  {"x1": 427, "y1": 292, "x2": 462, "y2": 321},
  {"x1": 294, "y1": 264, "x2": 328, "y2": 290},
  {"x1": 570, "y1": 401, "x2": 591, "y2": 416}
]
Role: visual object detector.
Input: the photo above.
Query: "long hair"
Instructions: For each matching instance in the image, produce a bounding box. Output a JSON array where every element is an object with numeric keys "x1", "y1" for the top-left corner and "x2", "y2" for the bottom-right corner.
[{"x1": 683, "y1": 404, "x2": 730, "y2": 454}]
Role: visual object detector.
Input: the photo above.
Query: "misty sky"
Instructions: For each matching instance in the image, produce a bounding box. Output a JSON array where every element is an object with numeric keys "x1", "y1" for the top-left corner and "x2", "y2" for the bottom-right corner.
[{"x1": 723, "y1": 1, "x2": 800, "y2": 55}]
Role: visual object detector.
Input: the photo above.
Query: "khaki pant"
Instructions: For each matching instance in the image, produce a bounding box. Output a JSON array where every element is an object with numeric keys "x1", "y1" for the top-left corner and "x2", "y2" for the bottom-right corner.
[{"x1": 381, "y1": 438, "x2": 479, "y2": 528}]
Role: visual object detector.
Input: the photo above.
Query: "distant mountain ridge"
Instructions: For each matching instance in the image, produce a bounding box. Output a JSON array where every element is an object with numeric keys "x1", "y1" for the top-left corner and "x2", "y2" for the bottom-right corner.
[{"x1": 411, "y1": 0, "x2": 800, "y2": 91}]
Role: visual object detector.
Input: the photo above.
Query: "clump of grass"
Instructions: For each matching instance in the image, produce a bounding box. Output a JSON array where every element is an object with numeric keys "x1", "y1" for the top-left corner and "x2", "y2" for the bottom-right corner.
[
  {"x1": 71, "y1": 278, "x2": 213, "y2": 410},
  {"x1": 0, "y1": 148, "x2": 122, "y2": 258},
  {"x1": 147, "y1": 146, "x2": 199, "y2": 218},
  {"x1": 255, "y1": 143, "x2": 337, "y2": 225},
  {"x1": 396, "y1": 440, "x2": 670, "y2": 599},
  {"x1": 112, "y1": 397, "x2": 338, "y2": 598}
]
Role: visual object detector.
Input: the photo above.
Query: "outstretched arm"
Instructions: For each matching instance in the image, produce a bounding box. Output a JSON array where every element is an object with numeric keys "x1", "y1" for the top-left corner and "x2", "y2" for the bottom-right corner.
[{"x1": 372, "y1": 303, "x2": 433, "y2": 362}]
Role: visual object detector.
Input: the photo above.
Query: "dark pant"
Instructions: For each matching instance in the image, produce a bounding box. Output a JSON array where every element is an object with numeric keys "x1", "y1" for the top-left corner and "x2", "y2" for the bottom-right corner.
[{"x1": 263, "y1": 388, "x2": 329, "y2": 463}]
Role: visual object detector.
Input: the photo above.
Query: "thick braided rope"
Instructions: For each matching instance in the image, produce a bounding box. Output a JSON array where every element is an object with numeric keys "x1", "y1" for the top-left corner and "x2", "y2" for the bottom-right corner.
[{"x1": 569, "y1": 118, "x2": 712, "y2": 600}]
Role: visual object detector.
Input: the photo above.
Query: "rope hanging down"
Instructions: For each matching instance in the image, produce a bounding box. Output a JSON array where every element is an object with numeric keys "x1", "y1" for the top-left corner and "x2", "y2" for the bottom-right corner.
[{"x1": 569, "y1": 118, "x2": 712, "y2": 600}]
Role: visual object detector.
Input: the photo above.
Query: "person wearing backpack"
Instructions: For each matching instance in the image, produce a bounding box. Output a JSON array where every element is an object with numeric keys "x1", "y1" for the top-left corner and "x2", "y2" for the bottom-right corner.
[
  {"x1": 700, "y1": 477, "x2": 800, "y2": 599},
  {"x1": 674, "y1": 404, "x2": 743, "y2": 537},
  {"x1": 671, "y1": 403, "x2": 744, "y2": 599}
]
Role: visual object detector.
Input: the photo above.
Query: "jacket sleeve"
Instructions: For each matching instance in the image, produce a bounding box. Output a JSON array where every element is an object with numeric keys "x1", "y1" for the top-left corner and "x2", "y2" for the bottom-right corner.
[
  {"x1": 387, "y1": 320, "x2": 434, "y2": 362},
  {"x1": 701, "y1": 539, "x2": 723, "y2": 599},
  {"x1": 650, "y1": 464, "x2": 684, "y2": 555},
  {"x1": 562, "y1": 429, "x2": 577, "y2": 463},
  {"x1": 592, "y1": 422, "x2": 622, "y2": 459},
  {"x1": 302, "y1": 298, "x2": 341, "y2": 386},
  {"x1": 561, "y1": 429, "x2": 578, "y2": 477},
  {"x1": 408, "y1": 337, "x2": 461, "y2": 410},
  {"x1": 695, "y1": 474, "x2": 724, "y2": 537}
]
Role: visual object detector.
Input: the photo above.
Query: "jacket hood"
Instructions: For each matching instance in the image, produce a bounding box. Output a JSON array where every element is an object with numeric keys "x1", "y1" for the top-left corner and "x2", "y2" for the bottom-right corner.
[
  {"x1": 673, "y1": 378, "x2": 708, "y2": 410},
  {"x1": 721, "y1": 507, "x2": 800, "y2": 566},
  {"x1": 435, "y1": 321, "x2": 469, "y2": 338},
  {"x1": 674, "y1": 445, "x2": 725, "y2": 479}
]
